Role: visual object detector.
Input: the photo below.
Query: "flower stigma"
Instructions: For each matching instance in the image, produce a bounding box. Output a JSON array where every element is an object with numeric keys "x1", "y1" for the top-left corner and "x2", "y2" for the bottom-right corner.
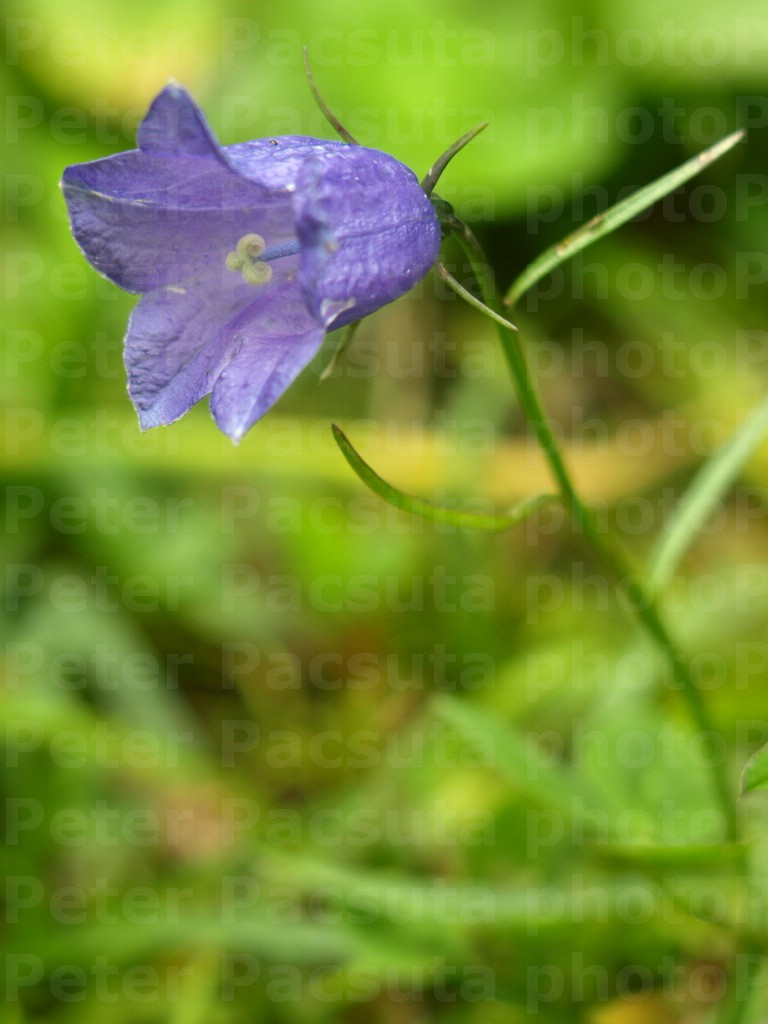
[
  {"x1": 225, "y1": 233, "x2": 270, "y2": 284},
  {"x1": 225, "y1": 233, "x2": 302, "y2": 286}
]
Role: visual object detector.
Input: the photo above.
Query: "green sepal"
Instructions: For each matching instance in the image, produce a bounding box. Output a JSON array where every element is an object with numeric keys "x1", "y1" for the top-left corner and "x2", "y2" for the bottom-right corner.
[{"x1": 332, "y1": 424, "x2": 557, "y2": 531}]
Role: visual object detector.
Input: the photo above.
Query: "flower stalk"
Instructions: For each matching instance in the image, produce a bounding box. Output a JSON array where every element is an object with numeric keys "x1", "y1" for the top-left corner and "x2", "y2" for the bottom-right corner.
[{"x1": 451, "y1": 225, "x2": 741, "y2": 844}]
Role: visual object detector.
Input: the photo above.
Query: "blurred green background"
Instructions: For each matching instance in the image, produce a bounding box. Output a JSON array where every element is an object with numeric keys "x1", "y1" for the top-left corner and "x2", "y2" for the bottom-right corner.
[{"x1": 3, "y1": 0, "x2": 768, "y2": 1021}]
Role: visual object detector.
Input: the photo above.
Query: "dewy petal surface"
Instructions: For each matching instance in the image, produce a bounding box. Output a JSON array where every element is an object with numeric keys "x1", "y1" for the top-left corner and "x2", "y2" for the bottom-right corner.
[
  {"x1": 224, "y1": 137, "x2": 349, "y2": 190},
  {"x1": 294, "y1": 146, "x2": 441, "y2": 328}
]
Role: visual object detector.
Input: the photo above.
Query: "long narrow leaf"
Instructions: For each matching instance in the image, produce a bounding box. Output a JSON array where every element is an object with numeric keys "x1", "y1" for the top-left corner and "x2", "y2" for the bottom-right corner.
[
  {"x1": 264, "y1": 853, "x2": 664, "y2": 930},
  {"x1": 12, "y1": 915, "x2": 357, "y2": 972},
  {"x1": 504, "y1": 130, "x2": 744, "y2": 309},
  {"x1": 649, "y1": 392, "x2": 768, "y2": 590},
  {"x1": 332, "y1": 424, "x2": 557, "y2": 531}
]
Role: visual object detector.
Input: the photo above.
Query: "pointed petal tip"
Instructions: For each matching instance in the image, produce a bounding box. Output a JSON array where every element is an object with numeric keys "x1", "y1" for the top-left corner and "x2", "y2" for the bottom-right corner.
[
  {"x1": 60, "y1": 164, "x2": 81, "y2": 188},
  {"x1": 135, "y1": 409, "x2": 159, "y2": 432},
  {"x1": 211, "y1": 399, "x2": 255, "y2": 444},
  {"x1": 133, "y1": 396, "x2": 185, "y2": 433},
  {"x1": 211, "y1": 403, "x2": 248, "y2": 444},
  {"x1": 137, "y1": 81, "x2": 220, "y2": 158},
  {"x1": 213, "y1": 413, "x2": 247, "y2": 446},
  {"x1": 154, "y1": 78, "x2": 191, "y2": 100},
  {"x1": 158, "y1": 79, "x2": 195, "y2": 105}
]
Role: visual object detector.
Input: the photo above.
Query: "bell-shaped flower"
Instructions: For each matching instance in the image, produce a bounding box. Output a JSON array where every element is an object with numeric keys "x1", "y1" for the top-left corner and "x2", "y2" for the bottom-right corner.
[{"x1": 62, "y1": 83, "x2": 441, "y2": 441}]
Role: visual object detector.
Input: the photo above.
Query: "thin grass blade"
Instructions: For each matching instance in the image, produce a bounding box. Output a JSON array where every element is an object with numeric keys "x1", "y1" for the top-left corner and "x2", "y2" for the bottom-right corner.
[
  {"x1": 504, "y1": 130, "x2": 744, "y2": 309},
  {"x1": 649, "y1": 392, "x2": 768, "y2": 590}
]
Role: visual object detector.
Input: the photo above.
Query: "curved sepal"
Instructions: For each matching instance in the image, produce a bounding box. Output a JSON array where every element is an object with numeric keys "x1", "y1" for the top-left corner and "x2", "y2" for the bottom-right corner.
[
  {"x1": 437, "y1": 262, "x2": 517, "y2": 331},
  {"x1": 332, "y1": 424, "x2": 557, "y2": 531}
]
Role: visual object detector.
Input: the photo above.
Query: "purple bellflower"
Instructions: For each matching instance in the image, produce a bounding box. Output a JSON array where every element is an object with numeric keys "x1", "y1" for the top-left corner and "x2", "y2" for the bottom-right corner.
[{"x1": 61, "y1": 83, "x2": 442, "y2": 442}]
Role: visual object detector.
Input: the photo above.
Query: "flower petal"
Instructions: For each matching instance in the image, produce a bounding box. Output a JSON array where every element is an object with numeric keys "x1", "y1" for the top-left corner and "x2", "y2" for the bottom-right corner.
[
  {"x1": 224, "y1": 137, "x2": 348, "y2": 190},
  {"x1": 125, "y1": 260, "x2": 263, "y2": 428},
  {"x1": 136, "y1": 82, "x2": 222, "y2": 157},
  {"x1": 294, "y1": 146, "x2": 441, "y2": 328},
  {"x1": 210, "y1": 287, "x2": 326, "y2": 442},
  {"x1": 124, "y1": 263, "x2": 321, "y2": 440},
  {"x1": 61, "y1": 88, "x2": 293, "y2": 293}
]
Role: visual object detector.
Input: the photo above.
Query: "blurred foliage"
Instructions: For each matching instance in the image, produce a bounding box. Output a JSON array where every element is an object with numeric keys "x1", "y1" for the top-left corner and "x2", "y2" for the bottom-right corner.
[{"x1": 2, "y1": 0, "x2": 768, "y2": 1021}]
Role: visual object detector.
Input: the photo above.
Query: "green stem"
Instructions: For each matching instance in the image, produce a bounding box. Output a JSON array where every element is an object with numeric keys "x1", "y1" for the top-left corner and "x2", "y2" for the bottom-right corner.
[{"x1": 454, "y1": 230, "x2": 740, "y2": 843}]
